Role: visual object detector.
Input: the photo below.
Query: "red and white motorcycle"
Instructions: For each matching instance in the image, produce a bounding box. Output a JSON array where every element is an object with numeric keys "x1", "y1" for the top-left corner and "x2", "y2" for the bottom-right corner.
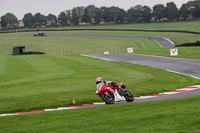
[{"x1": 96, "y1": 82, "x2": 134, "y2": 104}]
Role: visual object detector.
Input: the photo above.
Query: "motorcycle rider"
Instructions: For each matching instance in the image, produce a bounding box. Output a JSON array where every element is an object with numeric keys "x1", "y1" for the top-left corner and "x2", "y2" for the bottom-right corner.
[
  {"x1": 95, "y1": 77, "x2": 125, "y2": 94},
  {"x1": 95, "y1": 77, "x2": 134, "y2": 103}
]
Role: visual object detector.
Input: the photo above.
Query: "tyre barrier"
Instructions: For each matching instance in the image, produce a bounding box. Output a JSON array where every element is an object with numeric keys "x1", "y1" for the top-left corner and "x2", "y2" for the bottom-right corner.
[{"x1": 175, "y1": 41, "x2": 200, "y2": 47}]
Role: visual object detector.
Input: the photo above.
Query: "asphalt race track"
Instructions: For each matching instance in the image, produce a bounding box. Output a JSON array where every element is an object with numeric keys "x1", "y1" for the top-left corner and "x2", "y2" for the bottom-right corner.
[
  {"x1": 5, "y1": 34, "x2": 174, "y2": 47},
  {"x1": 84, "y1": 54, "x2": 200, "y2": 102},
  {"x1": 48, "y1": 34, "x2": 175, "y2": 48},
  {"x1": 86, "y1": 54, "x2": 200, "y2": 79}
]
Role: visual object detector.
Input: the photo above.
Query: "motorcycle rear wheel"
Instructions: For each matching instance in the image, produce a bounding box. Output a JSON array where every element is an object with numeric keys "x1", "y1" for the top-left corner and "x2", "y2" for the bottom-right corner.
[
  {"x1": 123, "y1": 90, "x2": 134, "y2": 102},
  {"x1": 101, "y1": 92, "x2": 115, "y2": 104}
]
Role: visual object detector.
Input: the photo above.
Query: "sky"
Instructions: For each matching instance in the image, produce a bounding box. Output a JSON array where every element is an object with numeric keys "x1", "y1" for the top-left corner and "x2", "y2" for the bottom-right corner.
[{"x1": 0, "y1": 0, "x2": 192, "y2": 20}]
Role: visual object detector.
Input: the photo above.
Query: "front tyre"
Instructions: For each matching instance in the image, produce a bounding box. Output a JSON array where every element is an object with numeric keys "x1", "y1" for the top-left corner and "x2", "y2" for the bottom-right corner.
[
  {"x1": 101, "y1": 92, "x2": 115, "y2": 104},
  {"x1": 123, "y1": 90, "x2": 134, "y2": 102}
]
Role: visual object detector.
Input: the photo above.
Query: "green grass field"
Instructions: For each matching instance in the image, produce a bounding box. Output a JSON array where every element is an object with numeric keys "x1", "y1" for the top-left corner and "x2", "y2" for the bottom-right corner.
[
  {"x1": 0, "y1": 34, "x2": 159, "y2": 55},
  {"x1": 1, "y1": 96, "x2": 200, "y2": 133},
  {"x1": 1, "y1": 30, "x2": 200, "y2": 58},
  {"x1": 15, "y1": 20, "x2": 200, "y2": 32},
  {"x1": 1, "y1": 54, "x2": 199, "y2": 114},
  {"x1": 0, "y1": 21, "x2": 200, "y2": 132}
]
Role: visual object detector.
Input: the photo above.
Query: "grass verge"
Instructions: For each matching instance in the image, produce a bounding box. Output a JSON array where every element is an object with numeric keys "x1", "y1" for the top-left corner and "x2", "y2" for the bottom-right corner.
[{"x1": 1, "y1": 95, "x2": 200, "y2": 133}]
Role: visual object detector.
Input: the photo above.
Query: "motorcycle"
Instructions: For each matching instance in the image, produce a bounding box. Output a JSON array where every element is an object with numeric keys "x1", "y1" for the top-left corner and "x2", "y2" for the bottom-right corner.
[{"x1": 96, "y1": 83, "x2": 134, "y2": 104}]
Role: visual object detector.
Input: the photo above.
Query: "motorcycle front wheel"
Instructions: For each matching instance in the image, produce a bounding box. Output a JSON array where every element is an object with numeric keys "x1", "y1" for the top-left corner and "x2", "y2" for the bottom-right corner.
[
  {"x1": 101, "y1": 92, "x2": 115, "y2": 104},
  {"x1": 123, "y1": 90, "x2": 134, "y2": 102}
]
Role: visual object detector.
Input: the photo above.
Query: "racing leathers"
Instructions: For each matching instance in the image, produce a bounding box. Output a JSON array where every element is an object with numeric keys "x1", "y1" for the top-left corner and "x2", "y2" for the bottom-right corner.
[{"x1": 96, "y1": 81, "x2": 124, "y2": 95}]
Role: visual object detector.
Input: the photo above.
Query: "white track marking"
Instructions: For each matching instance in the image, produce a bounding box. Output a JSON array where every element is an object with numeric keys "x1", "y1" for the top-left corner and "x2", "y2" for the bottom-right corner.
[
  {"x1": 93, "y1": 103, "x2": 105, "y2": 105},
  {"x1": 0, "y1": 114, "x2": 18, "y2": 117},
  {"x1": 81, "y1": 54, "x2": 111, "y2": 61},
  {"x1": 166, "y1": 70, "x2": 200, "y2": 80},
  {"x1": 139, "y1": 96, "x2": 157, "y2": 99},
  {"x1": 163, "y1": 38, "x2": 175, "y2": 46},
  {"x1": 159, "y1": 92, "x2": 181, "y2": 95}
]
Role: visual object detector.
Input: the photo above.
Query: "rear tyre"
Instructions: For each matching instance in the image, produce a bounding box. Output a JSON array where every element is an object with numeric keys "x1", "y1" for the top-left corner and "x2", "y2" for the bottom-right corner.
[
  {"x1": 101, "y1": 92, "x2": 115, "y2": 104},
  {"x1": 123, "y1": 90, "x2": 134, "y2": 102}
]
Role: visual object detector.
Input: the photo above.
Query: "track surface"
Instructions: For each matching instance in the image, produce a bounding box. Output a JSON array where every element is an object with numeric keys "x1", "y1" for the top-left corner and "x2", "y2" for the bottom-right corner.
[
  {"x1": 84, "y1": 54, "x2": 200, "y2": 102},
  {"x1": 48, "y1": 34, "x2": 174, "y2": 48},
  {"x1": 1, "y1": 34, "x2": 174, "y2": 47}
]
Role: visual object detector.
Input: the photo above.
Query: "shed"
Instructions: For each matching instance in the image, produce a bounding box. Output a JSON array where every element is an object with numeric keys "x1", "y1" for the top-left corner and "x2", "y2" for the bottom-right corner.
[
  {"x1": 11, "y1": 46, "x2": 25, "y2": 55},
  {"x1": 11, "y1": 46, "x2": 45, "y2": 55}
]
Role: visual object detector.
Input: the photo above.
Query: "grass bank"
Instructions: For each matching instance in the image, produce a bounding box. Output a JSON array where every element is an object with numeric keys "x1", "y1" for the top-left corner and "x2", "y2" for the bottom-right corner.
[
  {"x1": 1, "y1": 95, "x2": 200, "y2": 133},
  {"x1": 0, "y1": 54, "x2": 199, "y2": 114},
  {"x1": 1, "y1": 30, "x2": 200, "y2": 58}
]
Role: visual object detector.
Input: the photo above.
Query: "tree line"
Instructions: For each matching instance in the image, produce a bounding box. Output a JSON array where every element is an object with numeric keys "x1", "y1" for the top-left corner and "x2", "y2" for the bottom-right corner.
[{"x1": 1, "y1": 0, "x2": 200, "y2": 29}]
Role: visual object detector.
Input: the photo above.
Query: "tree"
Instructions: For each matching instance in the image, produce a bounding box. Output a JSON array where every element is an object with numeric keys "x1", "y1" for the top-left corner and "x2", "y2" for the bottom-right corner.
[
  {"x1": 82, "y1": 8, "x2": 91, "y2": 24},
  {"x1": 127, "y1": 7, "x2": 136, "y2": 23},
  {"x1": 71, "y1": 6, "x2": 84, "y2": 22},
  {"x1": 58, "y1": 12, "x2": 67, "y2": 26},
  {"x1": 76, "y1": 6, "x2": 85, "y2": 20},
  {"x1": 116, "y1": 9, "x2": 128, "y2": 23},
  {"x1": 22, "y1": 13, "x2": 33, "y2": 28},
  {"x1": 190, "y1": 0, "x2": 200, "y2": 18},
  {"x1": 133, "y1": 5, "x2": 143, "y2": 22},
  {"x1": 141, "y1": 6, "x2": 152, "y2": 22},
  {"x1": 153, "y1": 4, "x2": 165, "y2": 21},
  {"x1": 165, "y1": 2, "x2": 179, "y2": 21},
  {"x1": 110, "y1": 6, "x2": 121, "y2": 23},
  {"x1": 1, "y1": 15, "x2": 8, "y2": 28},
  {"x1": 1, "y1": 13, "x2": 18, "y2": 28},
  {"x1": 72, "y1": 13, "x2": 79, "y2": 25},
  {"x1": 102, "y1": 7, "x2": 112, "y2": 23},
  {"x1": 47, "y1": 14, "x2": 57, "y2": 27},
  {"x1": 179, "y1": 4, "x2": 190, "y2": 20},
  {"x1": 33, "y1": 13, "x2": 47, "y2": 27},
  {"x1": 94, "y1": 7, "x2": 102, "y2": 24},
  {"x1": 186, "y1": 0, "x2": 196, "y2": 17},
  {"x1": 128, "y1": 5, "x2": 143, "y2": 23},
  {"x1": 71, "y1": 8, "x2": 80, "y2": 25},
  {"x1": 87, "y1": 5, "x2": 96, "y2": 21},
  {"x1": 102, "y1": 7, "x2": 121, "y2": 23},
  {"x1": 65, "y1": 10, "x2": 71, "y2": 25}
]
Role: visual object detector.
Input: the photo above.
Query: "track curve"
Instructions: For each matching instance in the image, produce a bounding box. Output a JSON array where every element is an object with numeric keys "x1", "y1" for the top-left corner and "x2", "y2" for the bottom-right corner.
[
  {"x1": 48, "y1": 34, "x2": 175, "y2": 48},
  {"x1": 86, "y1": 54, "x2": 200, "y2": 79},
  {"x1": 84, "y1": 54, "x2": 200, "y2": 102},
  {"x1": 1, "y1": 34, "x2": 174, "y2": 48},
  {"x1": 48, "y1": 33, "x2": 199, "y2": 101}
]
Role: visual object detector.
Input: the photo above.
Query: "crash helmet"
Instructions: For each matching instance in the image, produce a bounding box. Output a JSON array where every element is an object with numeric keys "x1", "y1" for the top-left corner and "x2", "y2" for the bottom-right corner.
[{"x1": 96, "y1": 77, "x2": 103, "y2": 84}]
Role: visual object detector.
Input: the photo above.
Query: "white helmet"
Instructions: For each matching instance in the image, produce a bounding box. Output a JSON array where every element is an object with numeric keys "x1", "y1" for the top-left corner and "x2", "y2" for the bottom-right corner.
[{"x1": 96, "y1": 77, "x2": 103, "y2": 84}]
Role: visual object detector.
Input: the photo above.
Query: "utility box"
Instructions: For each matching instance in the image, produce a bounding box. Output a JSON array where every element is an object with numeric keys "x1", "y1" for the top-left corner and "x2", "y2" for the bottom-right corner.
[{"x1": 11, "y1": 46, "x2": 25, "y2": 55}]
